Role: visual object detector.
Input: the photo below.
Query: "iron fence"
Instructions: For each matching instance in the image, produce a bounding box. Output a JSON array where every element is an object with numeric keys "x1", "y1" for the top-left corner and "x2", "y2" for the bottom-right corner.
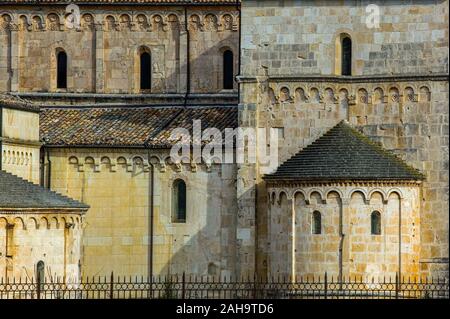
[{"x1": 0, "y1": 273, "x2": 448, "y2": 299}]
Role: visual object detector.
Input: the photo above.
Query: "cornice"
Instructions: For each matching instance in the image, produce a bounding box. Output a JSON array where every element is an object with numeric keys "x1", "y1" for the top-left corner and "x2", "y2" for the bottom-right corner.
[{"x1": 238, "y1": 73, "x2": 449, "y2": 84}]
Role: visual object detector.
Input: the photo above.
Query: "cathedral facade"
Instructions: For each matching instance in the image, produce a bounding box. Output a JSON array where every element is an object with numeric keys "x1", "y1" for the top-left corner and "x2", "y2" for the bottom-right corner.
[{"x1": 0, "y1": 0, "x2": 448, "y2": 282}]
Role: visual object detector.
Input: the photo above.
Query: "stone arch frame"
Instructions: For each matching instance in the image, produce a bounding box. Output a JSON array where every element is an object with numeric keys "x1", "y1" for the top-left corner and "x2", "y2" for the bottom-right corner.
[
  {"x1": 167, "y1": 175, "x2": 190, "y2": 223},
  {"x1": 188, "y1": 13, "x2": 202, "y2": 31},
  {"x1": 277, "y1": 190, "x2": 289, "y2": 205},
  {"x1": 14, "y1": 217, "x2": 26, "y2": 230},
  {"x1": 292, "y1": 189, "x2": 307, "y2": 202},
  {"x1": 50, "y1": 47, "x2": 69, "y2": 92},
  {"x1": 370, "y1": 210, "x2": 382, "y2": 235},
  {"x1": 307, "y1": 189, "x2": 326, "y2": 205},
  {"x1": 419, "y1": 85, "x2": 432, "y2": 102},
  {"x1": 368, "y1": 189, "x2": 388, "y2": 204},
  {"x1": 386, "y1": 188, "x2": 404, "y2": 200},
  {"x1": 150, "y1": 14, "x2": 165, "y2": 31},
  {"x1": 217, "y1": 44, "x2": 236, "y2": 91},
  {"x1": 40, "y1": 217, "x2": 50, "y2": 230},
  {"x1": 166, "y1": 13, "x2": 180, "y2": 30},
  {"x1": 135, "y1": 13, "x2": 150, "y2": 31},
  {"x1": 373, "y1": 87, "x2": 385, "y2": 104},
  {"x1": 279, "y1": 86, "x2": 292, "y2": 103},
  {"x1": 403, "y1": 86, "x2": 416, "y2": 103},
  {"x1": 357, "y1": 87, "x2": 369, "y2": 104},
  {"x1": 0, "y1": 12, "x2": 13, "y2": 30},
  {"x1": 334, "y1": 30, "x2": 355, "y2": 76},
  {"x1": 134, "y1": 45, "x2": 152, "y2": 93},
  {"x1": 80, "y1": 12, "x2": 95, "y2": 30},
  {"x1": 220, "y1": 13, "x2": 234, "y2": 31},
  {"x1": 18, "y1": 14, "x2": 30, "y2": 31},
  {"x1": 349, "y1": 189, "x2": 369, "y2": 204},
  {"x1": 203, "y1": 12, "x2": 219, "y2": 31},
  {"x1": 311, "y1": 210, "x2": 322, "y2": 235},
  {"x1": 118, "y1": 13, "x2": 132, "y2": 30},
  {"x1": 325, "y1": 188, "x2": 344, "y2": 201},
  {"x1": 31, "y1": 14, "x2": 44, "y2": 31},
  {"x1": 388, "y1": 86, "x2": 401, "y2": 103},
  {"x1": 294, "y1": 86, "x2": 309, "y2": 103},
  {"x1": 104, "y1": 14, "x2": 117, "y2": 31}
]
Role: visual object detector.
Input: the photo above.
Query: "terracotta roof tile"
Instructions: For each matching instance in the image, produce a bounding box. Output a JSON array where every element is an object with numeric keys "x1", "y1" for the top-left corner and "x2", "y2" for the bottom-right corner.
[{"x1": 40, "y1": 105, "x2": 238, "y2": 147}]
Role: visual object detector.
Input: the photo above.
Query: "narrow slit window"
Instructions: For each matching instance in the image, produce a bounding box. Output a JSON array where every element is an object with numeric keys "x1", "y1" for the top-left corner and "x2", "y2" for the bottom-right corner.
[
  {"x1": 57, "y1": 51, "x2": 67, "y2": 89},
  {"x1": 341, "y1": 36, "x2": 352, "y2": 76},
  {"x1": 36, "y1": 260, "x2": 45, "y2": 286},
  {"x1": 312, "y1": 211, "x2": 322, "y2": 235},
  {"x1": 140, "y1": 51, "x2": 151, "y2": 90},
  {"x1": 173, "y1": 179, "x2": 186, "y2": 223},
  {"x1": 371, "y1": 211, "x2": 381, "y2": 235},
  {"x1": 223, "y1": 50, "x2": 234, "y2": 90}
]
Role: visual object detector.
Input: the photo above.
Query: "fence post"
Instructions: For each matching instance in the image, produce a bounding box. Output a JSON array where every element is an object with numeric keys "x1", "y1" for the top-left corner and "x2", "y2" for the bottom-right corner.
[
  {"x1": 110, "y1": 272, "x2": 114, "y2": 299},
  {"x1": 324, "y1": 272, "x2": 328, "y2": 300},
  {"x1": 395, "y1": 272, "x2": 399, "y2": 299},
  {"x1": 182, "y1": 272, "x2": 186, "y2": 299}
]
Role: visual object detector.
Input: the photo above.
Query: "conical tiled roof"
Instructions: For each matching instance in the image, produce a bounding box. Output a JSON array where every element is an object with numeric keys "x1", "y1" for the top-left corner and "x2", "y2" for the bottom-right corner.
[
  {"x1": 264, "y1": 121, "x2": 425, "y2": 182},
  {"x1": 0, "y1": 170, "x2": 89, "y2": 209}
]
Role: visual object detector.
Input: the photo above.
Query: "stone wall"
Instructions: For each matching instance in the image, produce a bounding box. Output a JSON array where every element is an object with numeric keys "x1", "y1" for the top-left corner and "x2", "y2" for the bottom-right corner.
[
  {"x1": 241, "y1": 0, "x2": 448, "y2": 76},
  {"x1": 0, "y1": 5, "x2": 239, "y2": 94},
  {"x1": 267, "y1": 183, "x2": 422, "y2": 280},
  {"x1": 1, "y1": 107, "x2": 41, "y2": 183},
  {"x1": 0, "y1": 212, "x2": 84, "y2": 280},
  {"x1": 47, "y1": 148, "x2": 238, "y2": 278}
]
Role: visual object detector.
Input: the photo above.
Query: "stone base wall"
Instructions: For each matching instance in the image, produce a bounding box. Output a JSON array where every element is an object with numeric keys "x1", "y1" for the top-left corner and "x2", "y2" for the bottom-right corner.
[
  {"x1": 0, "y1": 211, "x2": 83, "y2": 280},
  {"x1": 48, "y1": 148, "x2": 238, "y2": 278},
  {"x1": 267, "y1": 183, "x2": 422, "y2": 280}
]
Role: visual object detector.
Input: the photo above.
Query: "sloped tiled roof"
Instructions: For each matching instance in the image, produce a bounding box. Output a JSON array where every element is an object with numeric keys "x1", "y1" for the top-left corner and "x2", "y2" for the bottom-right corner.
[
  {"x1": 0, "y1": 170, "x2": 89, "y2": 209},
  {"x1": 40, "y1": 105, "x2": 238, "y2": 147},
  {"x1": 0, "y1": 0, "x2": 239, "y2": 4},
  {"x1": 0, "y1": 94, "x2": 39, "y2": 113},
  {"x1": 264, "y1": 121, "x2": 425, "y2": 182}
]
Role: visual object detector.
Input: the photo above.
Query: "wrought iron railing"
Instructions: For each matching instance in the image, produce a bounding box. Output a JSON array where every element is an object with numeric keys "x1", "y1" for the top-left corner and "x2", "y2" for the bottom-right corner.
[{"x1": 0, "y1": 273, "x2": 448, "y2": 299}]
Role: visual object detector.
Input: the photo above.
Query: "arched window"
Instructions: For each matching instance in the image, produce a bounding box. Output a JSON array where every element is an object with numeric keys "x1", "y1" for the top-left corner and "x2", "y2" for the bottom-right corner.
[
  {"x1": 172, "y1": 179, "x2": 186, "y2": 223},
  {"x1": 140, "y1": 51, "x2": 151, "y2": 90},
  {"x1": 312, "y1": 211, "x2": 322, "y2": 235},
  {"x1": 371, "y1": 211, "x2": 381, "y2": 235},
  {"x1": 341, "y1": 36, "x2": 352, "y2": 76},
  {"x1": 223, "y1": 50, "x2": 234, "y2": 90},
  {"x1": 36, "y1": 260, "x2": 45, "y2": 284},
  {"x1": 57, "y1": 51, "x2": 67, "y2": 89}
]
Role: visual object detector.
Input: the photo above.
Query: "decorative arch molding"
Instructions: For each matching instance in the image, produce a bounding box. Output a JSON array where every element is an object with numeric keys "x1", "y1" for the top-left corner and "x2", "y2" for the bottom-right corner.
[
  {"x1": 325, "y1": 188, "x2": 344, "y2": 201},
  {"x1": 0, "y1": 11, "x2": 239, "y2": 33},
  {"x1": 387, "y1": 188, "x2": 404, "y2": 200},
  {"x1": 333, "y1": 29, "x2": 355, "y2": 76},
  {"x1": 0, "y1": 214, "x2": 84, "y2": 230},
  {"x1": 65, "y1": 154, "x2": 223, "y2": 174},
  {"x1": 348, "y1": 189, "x2": 369, "y2": 204},
  {"x1": 368, "y1": 189, "x2": 388, "y2": 204},
  {"x1": 265, "y1": 80, "x2": 436, "y2": 108},
  {"x1": 307, "y1": 189, "x2": 326, "y2": 204}
]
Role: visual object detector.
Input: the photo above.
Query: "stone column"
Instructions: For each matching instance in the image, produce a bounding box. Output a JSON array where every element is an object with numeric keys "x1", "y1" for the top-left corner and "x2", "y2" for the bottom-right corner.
[
  {"x1": 178, "y1": 15, "x2": 188, "y2": 94},
  {"x1": 94, "y1": 24, "x2": 104, "y2": 93},
  {"x1": 10, "y1": 28, "x2": 19, "y2": 92},
  {"x1": 340, "y1": 198, "x2": 350, "y2": 280}
]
